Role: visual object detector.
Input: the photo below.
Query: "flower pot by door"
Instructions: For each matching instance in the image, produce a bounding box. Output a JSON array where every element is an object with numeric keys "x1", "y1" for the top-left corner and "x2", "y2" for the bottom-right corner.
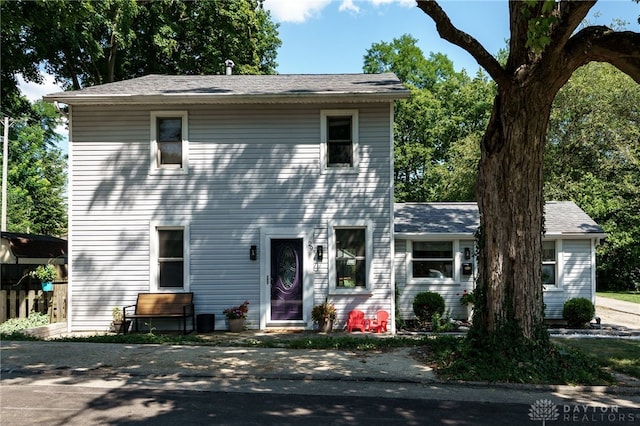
[
  {"x1": 228, "y1": 318, "x2": 244, "y2": 332},
  {"x1": 466, "y1": 304, "x2": 474, "y2": 322},
  {"x1": 318, "y1": 319, "x2": 333, "y2": 333}
]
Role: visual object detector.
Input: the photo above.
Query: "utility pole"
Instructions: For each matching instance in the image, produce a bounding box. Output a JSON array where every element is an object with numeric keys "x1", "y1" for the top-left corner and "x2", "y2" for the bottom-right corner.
[{"x1": 2, "y1": 116, "x2": 8, "y2": 231}]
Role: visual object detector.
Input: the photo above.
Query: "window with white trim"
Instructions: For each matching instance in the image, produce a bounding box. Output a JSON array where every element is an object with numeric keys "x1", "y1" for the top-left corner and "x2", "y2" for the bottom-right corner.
[
  {"x1": 329, "y1": 222, "x2": 372, "y2": 291},
  {"x1": 412, "y1": 241, "x2": 454, "y2": 279},
  {"x1": 321, "y1": 110, "x2": 358, "y2": 171},
  {"x1": 335, "y1": 228, "x2": 366, "y2": 287},
  {"x1": 151, "y1": 111, "x2": 188, "y2": 173},
  {"x1": 542, "y1": 240, "x2": 557, "y2": 286},
  {"x1": 151, "y1": 223, "x2": 189, "y2": 291}
]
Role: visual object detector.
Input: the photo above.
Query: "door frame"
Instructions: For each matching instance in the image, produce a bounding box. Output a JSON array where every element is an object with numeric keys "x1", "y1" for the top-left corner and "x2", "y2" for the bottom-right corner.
[{"x1": 260, "y1": 227, "x2": 314, "y2": 329}]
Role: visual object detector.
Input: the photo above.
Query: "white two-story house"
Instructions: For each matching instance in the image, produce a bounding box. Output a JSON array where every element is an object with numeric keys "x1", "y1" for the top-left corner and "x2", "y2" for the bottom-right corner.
[{"x1": 45, "y1": 73, "x2": 411, "y2": 332}]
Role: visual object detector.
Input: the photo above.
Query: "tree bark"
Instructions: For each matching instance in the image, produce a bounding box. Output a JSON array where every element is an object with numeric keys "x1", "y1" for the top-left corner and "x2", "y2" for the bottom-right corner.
[
  {"x1": 107, "y1": 32, "x2": 118, "y2": 84},
  {"x1": 475, "y1": 82, "x2": 552, "y2": 339}
]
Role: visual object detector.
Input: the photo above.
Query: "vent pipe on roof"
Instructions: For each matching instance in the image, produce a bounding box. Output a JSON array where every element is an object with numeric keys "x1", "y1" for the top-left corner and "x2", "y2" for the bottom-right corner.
[{"x1": 225, "y1": 59, "x2": 235, "y2": 76}]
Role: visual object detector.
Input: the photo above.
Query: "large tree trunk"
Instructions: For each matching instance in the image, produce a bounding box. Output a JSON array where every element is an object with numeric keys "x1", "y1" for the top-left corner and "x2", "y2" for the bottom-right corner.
[{"x1": 474, "y1": 83, "x2": 554, "y2": 340}]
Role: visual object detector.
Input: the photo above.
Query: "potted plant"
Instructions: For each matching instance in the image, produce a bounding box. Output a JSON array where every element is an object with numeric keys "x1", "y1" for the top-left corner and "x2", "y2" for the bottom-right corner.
[
  {"x1": 311, "y1": 297, "x2": 337, "y2": 332},
  {"x1": 33, "y1": 264, "x2": 57, "y2": 291},
  {"x1": 223, "y1": 300, "x2": 249, "y2": 332},
  {"x1": 457, "y1": 289, "x2": 476, "y2": 321},
  {"x1": 111, "y1": 306, "x2": 131, "y2": 334}
]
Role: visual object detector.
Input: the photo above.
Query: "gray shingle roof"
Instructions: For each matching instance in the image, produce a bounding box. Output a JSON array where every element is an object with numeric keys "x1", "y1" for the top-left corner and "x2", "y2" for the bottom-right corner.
[
  {"x1": 394, "y1": 201, "x2": 605, "y2": 236},
  {"x1": 44, "y1": 73, "x2": 409, "y2": 104}
]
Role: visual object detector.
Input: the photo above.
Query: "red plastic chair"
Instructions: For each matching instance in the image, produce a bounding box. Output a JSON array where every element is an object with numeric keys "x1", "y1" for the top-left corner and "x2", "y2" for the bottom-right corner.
[
  {"x1": 369, "y1": 310, "x2": 389, "y2": 333},
  {"x1": 346, "y1": 310, "x2": 368, "y2": 332}
]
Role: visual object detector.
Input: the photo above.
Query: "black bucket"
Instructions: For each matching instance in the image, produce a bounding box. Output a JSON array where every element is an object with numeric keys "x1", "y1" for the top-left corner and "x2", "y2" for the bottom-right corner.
[{"x1": 196, "y1": 314, "x2": 215, "y2": 333}]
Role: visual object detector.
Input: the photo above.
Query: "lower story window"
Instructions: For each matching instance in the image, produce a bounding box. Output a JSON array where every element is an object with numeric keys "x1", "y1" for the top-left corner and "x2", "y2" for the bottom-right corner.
[
  {"x1": 412, "y1": 241, "x2": 453, "y2": 278},
  {"x1": 542, "y1": 240, "x2": 556, "y2": 286},
  {"x1": 157, "y1": 228, "x2": 184, "y2": 289},
  {"x1": 335, "y1": 228, "x2": 366, "y2": 287}
]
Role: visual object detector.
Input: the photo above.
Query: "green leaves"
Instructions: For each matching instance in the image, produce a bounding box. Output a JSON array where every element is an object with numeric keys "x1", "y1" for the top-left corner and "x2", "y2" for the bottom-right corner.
[
  {"x1": 3, "y1": 101, "x2": 67, "y2": 235},
  {"x1": 364, "y1": 35, "x2": 493, "y2": 202},
  {"x1": 522, "y1": 0, "x2": 558, "y2": 52},
  {"x1": 545, "y1": 63, "x2": 640, "y2": 290},
  {"x1": 6, "y1": 0, "x2": 282, "y2": 91}
]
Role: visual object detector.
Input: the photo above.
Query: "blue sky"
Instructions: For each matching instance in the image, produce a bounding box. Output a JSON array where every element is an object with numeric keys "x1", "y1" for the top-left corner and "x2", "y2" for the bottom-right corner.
[
  {"x1": 19, "y1": 0, "x2": 640, "y2": 101},
  {"x1": 266, "y1": 0, "x2": 640, "y2": 74}
]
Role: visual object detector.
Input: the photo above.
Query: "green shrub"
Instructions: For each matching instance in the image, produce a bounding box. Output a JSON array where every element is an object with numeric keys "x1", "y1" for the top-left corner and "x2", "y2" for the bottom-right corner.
[
  {"x1": 563, "y1": 298, "x2": 595, "y2": 328},
  {"x1": 413, "y1": 292, "x2": 445, "y2": 322},
  {"x1": 0, "y1": 312, "x2": 50, "y2": 334}
]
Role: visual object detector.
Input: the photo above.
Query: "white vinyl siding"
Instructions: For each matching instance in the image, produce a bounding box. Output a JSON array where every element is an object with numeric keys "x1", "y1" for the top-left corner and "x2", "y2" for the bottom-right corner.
[
  {"x1": 395, "y1": 236, "x2": 595, "y2": 321},
  {"x1": 68, "y1": 103, "x2": 394, "y2": 331},
  {"x1": 395, "y1": 238, "x2": 476, "y2": 320},
  {"x1": 543, "y1": 239, "x2": 593, "y2": 319}
]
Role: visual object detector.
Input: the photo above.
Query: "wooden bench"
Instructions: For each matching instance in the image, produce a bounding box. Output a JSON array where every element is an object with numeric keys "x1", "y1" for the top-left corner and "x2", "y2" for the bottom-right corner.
[{"x1": 123, "y1": 292, "x2": 195, "y2": 334}]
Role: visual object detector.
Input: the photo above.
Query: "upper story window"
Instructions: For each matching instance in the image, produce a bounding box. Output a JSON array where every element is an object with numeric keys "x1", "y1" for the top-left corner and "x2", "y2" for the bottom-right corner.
[
  {"x1": 151, "y1": 111, "x2": 188, "y2": 174},
  {"x1": 542, "y1": 240, "x2": 557, "y2": 286},
  {"x1": 321, "y1": 110, "x2": 358, "y2": 172},
  {"x1": 151, "y1": 222, "x2": 190, "y2": 291},
  {"x1": 412, "y1": 241, "x2": 454, "y2": 279}
]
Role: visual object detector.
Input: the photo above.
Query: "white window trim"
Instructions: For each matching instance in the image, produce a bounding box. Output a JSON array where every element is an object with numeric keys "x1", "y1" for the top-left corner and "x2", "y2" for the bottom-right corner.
[
  {"x1": 328, "y1": 220, "x2": 372, "y2": 294},
  {"x1": 150, "y1": 221, "x2": 190, "y2": 292},
  {"x1": 320, "y1": 109, "x2": 359, "y2": 173},
  {"x1": 543, "y1": 239, "x2": 564, "y2": 291},
  {"x1": 406, "y1": 239, "x2": 458, "y2": 285},
  {"x1": 150, "y1": 111, "x2": 189, "y2": 175}
]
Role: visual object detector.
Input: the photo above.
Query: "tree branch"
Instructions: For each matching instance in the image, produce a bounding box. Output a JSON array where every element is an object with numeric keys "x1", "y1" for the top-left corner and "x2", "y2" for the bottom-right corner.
[
  {"x1": 416, "y1": 0, "x2": 509, "y2": 87},
  {"x1": 565, "y1": 27, "x2": 640, "y2": 83},
  {"x1": 549, "y1": 0, "x2": 596, "y2": 53},
  {"x1": 506, "y1": 1, "x2": 536, "y2": 67}
]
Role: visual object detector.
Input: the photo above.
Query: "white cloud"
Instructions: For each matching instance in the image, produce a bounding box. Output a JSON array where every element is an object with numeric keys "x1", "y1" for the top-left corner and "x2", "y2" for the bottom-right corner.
[
  {"x1": 370, "y1": 0, "x2": 414, "y2": 6},
  {"x1": 339, "y1": 0, "x2": 360, "y2": 14},
  {"x1": 265, "y1": 0, "x2": 414, "y2": 23},
  {"x1": 264, "y1": 0, "x2": 333, "y2": 23},
  {"x1": 17, "y1": 73, "x2": 63, "y2": 103}
]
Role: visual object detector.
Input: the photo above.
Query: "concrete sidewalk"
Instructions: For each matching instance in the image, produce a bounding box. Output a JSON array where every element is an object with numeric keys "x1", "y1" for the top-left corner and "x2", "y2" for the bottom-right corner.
[
  {"x1": 596, "y1": 296, "x2": 639, "y2": 316},
  {"x1": 1, "y1": 297, "x2": 637, "y2": 404},
  {"x1": 0, "y1": 340, "x2": 434, "y2": 383},
  {"x1": 2, "y1": 338, "x2": 640, "y2": 409},
  {"x1": 595, "y1": 296, "x2": 639, "y2": 331}
]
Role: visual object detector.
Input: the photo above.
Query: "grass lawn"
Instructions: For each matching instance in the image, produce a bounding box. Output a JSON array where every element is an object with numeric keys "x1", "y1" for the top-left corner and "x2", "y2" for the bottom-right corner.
[
  {"x1": 553, "y1": 337, "x2": 640, "y2": 380},
  {"x1": 596, "y1": 291, "x2": 640, "y2": 304}
]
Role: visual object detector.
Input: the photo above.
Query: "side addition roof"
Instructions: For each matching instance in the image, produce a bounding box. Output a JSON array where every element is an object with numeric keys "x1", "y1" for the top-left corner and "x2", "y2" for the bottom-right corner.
[
  {"x1": 1, "y1": 232, "x2": 68, "y2": 264},
  {"x1": 394, "y1": 201, "x2": 605, "y2": 237},
  {"x1": 44, "y1": 73, "x2": 410, "y2": 105}
]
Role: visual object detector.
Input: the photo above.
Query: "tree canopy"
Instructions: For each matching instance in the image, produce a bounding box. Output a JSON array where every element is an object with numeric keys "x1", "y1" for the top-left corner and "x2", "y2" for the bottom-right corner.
[
  {"x1": 545, "y1": 62, "x2": 640, "y2": 291},
  {"x1": 2, "y1": 101, "x2": 67, "y2": 235},
  {"x1": 364, "y1": 35, "x2": 494, "y2": 202},
  {"x1": 1, "y1": 0, "x2": 281, "y2": 97}
]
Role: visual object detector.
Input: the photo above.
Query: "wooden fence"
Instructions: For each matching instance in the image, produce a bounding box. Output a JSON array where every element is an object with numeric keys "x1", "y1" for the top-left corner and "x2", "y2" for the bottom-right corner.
[{"x1": 0, "y1": 283, "x2": 67, "y2": 324}]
